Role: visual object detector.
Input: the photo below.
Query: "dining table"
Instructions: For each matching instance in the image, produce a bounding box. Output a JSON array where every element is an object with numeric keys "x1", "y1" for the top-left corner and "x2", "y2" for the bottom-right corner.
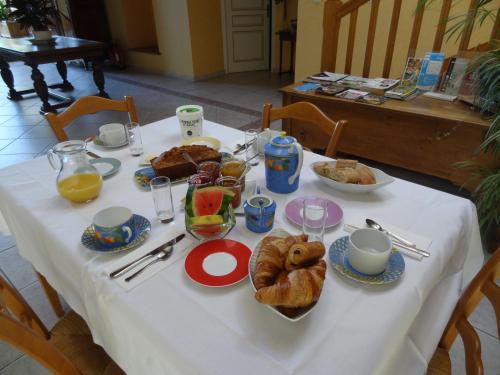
[{"x1": 0, "y1": 116, "x2": 484, "y2": 375}]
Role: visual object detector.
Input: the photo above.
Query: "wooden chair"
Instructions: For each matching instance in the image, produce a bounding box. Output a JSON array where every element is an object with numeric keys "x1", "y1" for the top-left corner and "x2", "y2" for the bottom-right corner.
[
  {"x1": 261, "y1": 102, "x2": 347, "y2": 158},
  {"x1": 427, "y1": 248, "x2": 500, "y2": 375},
  {"x1": 0, "y1": 274, "x2": 125, "y2": 375},
  {"x1": 45, "y1": 95, "x2": 138, "y2": 142}
]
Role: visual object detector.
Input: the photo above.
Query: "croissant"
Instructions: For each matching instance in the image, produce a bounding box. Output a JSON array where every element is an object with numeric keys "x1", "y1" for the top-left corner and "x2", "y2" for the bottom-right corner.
[
  {"x1": 255, "y1": 260, "x2": 327, "y2": 308},
  {"x1": 254, "y1": 234, "x2": 309, "y2": 290},
  {"x1": 285, "y1": 242, "x2": 325, "y2": 271}
]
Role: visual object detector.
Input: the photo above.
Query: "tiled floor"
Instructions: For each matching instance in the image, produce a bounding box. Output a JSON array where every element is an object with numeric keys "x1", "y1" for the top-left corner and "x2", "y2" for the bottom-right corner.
[{"x1": 0, "y1": 62, "x2": 498, "y2": 374}]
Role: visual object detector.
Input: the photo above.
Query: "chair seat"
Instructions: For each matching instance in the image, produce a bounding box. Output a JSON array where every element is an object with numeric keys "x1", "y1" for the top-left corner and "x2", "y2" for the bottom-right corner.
[
  {"x1": 50, "y1": 311, "x2": 125, "y2": 375},
  {"x1": 427, "y1": 347, "x2": 451, "y2": 375}
]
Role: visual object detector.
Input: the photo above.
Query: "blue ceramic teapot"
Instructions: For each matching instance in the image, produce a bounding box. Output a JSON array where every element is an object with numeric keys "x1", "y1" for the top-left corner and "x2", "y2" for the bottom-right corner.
[
  {"x1": 243, "y1": 194, "x2": 276, "y2": 233},
  {"x1": 264, "y1": 132, "x2": 303, "y2": 194}
]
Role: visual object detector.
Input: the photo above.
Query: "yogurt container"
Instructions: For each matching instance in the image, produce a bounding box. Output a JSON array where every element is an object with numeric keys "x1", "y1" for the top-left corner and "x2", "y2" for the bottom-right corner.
[{"x1": 176, "y1": 105, "x2": 203, "y2": 139}]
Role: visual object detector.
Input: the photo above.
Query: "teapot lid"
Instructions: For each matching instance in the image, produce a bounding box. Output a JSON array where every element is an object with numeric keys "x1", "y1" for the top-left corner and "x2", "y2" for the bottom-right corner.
[{"x1": 271, "y1": 132, "x2": 295, "y2": 146}]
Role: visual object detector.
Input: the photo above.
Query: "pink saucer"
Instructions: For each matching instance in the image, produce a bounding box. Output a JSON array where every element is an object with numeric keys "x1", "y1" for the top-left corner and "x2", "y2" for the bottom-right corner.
[{"x1": 285, "y1": 196, "x2": 343, "y2": 228}]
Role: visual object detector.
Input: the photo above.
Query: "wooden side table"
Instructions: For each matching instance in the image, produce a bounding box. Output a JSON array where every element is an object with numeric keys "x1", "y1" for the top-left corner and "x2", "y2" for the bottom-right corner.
[{"x1": 0, "y1": 36, "x2": 108, "y2": 113}]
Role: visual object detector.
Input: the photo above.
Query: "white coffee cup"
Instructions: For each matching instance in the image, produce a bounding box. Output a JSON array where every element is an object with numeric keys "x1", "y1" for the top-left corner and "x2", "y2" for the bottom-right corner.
[
  {"x1": 99, "y1": 123, "x2": 127, "y2": 146},
  {"x1": 348, "y1": 228, "x2": 392, "y2": 275}
]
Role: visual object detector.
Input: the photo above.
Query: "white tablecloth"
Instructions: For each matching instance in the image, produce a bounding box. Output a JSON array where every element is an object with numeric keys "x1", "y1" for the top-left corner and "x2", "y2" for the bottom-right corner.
[{"x1": 0, "y1": 118, "x2": 483, "y2": 375}]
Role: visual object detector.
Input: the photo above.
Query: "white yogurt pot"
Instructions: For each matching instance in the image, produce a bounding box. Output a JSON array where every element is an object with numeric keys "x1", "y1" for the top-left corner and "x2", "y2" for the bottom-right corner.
[{"x1": 176, "y1": 105, "x2": 203, "y2": 139}]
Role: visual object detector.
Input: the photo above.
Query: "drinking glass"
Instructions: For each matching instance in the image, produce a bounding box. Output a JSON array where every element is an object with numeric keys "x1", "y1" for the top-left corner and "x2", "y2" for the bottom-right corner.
[
  {"x1": 150, "y1": 176, "x2": 175, "y2": 223},
  {"x1": 126, "y1": 122, "x2": 143, "y2": 156},
  {"x1": 302, "y1": 198, "x2": 327, "y2": 242},
  {"x1": 245, "y1": 129, "x2": 259, "y2": 166}
]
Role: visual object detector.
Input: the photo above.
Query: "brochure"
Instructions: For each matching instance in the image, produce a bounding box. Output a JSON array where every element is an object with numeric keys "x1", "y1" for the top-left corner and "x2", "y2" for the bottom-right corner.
[{"x1": 417, "y1": 52, "x2": 445, "y2": 91}]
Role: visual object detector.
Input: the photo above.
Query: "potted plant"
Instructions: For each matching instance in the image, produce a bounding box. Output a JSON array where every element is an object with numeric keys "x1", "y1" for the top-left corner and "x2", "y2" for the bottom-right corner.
[
  {"x1": 418, "y1": 0, "x2": 500, "y2": 250},
  {"x1": 6, "y1": 0, "x2": 57, "y2": 40},
  {"x1": 0, "y1": 0, "x2": 27, "y2": 37}
]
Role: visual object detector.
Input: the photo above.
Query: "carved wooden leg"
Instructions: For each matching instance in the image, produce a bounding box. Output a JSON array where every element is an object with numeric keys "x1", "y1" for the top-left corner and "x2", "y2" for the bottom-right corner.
[
  {"x1": 0, "y1": 57, "x2": 22, "y2": 100},
  {"x1": 92, "y1": 59, "x2": 109, "y2": 98},
  {"x1": 35, "y1": 271, "x2": 65, "y2": 318},
  {"x1": 56, "y1": 61, "x2": 74, "y2": 91},
  {"x1": 28, "y1": 63, "x2": 53, "y2": 113}
]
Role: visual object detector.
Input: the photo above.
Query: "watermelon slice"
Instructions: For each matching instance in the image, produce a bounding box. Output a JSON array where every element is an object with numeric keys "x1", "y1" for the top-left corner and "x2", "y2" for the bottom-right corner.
[{"x1": 186, "y1": 186, "x2": 234, "y2": 217}]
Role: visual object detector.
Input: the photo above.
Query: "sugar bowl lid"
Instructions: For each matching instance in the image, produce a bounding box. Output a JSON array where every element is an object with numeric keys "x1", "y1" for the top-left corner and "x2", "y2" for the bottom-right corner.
[{"x1": 271, "y1": 132, "x2": 296, "y2": 146}]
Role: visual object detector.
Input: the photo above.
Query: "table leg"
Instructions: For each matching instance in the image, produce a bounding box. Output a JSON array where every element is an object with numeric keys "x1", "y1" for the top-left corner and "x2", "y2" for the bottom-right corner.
[
  {"x1": 56, "y1": 61, "x2": 74, "y2": 91},
  {"x1": 91, "y1": 59, "x2": 109, "y2": 98},
  {"x1": 0, "y1": 58, "x2": 22, "y2": 100},
  {"x1": 28, "y1": 63, "x2": 53, "y2": 113}
]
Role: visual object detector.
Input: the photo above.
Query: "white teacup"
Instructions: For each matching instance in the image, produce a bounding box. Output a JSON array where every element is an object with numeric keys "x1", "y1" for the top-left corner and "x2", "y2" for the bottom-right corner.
[
  {"x1": 348, "y1": 228, "x2": 392, "y2": 275},
  {"x1": 99, "y1": 123, "x2": 126, "y2": 146}
]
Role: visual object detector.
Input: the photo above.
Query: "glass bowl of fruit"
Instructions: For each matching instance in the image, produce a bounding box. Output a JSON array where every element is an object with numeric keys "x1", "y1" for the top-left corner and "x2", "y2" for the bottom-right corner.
[{"x1": 185, "y1": 185, "x2": 236, "y2": 241}]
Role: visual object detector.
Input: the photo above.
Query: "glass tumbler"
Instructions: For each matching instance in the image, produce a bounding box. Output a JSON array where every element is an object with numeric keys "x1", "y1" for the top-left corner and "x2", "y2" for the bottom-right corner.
[
  {"x1": 150, "y1": 176, "x2": 175, "y2": 223},
  {"x1": 126, "y1": 122, "x2": 144, "y2": 156},
  {"x1": 302, "y1": 198, "x2": 327, "y2": 242},
  {"x1": 245, "y1": 129, "x2": 259, "y2": 166}
]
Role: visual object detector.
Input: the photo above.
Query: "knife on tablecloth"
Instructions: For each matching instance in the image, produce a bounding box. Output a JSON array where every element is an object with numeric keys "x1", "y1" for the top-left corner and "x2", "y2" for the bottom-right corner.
[{"x1": 109, "y1": 233, "x2": 185, "y2": 278}]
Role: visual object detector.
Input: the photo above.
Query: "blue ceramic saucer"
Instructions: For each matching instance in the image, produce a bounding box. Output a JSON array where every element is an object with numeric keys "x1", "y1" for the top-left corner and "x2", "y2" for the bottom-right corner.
[
  {"x1": 329, "y1": 236, "x2": 405, "y2": 285},
  {"x1": 81, "y1": 214, "x2": 151, "y2": 253}
]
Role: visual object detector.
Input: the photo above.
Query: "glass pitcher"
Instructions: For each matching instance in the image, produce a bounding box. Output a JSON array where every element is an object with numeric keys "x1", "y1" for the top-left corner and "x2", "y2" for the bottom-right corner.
[{"x1": 47, "y1": 140, "x2": 102, "y2": 203}]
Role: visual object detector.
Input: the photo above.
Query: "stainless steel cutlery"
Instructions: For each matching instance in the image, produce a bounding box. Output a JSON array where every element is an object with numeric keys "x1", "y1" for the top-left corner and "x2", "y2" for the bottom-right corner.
[
  {"x1": 125, "y1": 247, "x2": 174, "y2": 282},
  {"x1": 109, "y1": 233, "x2": 185, "y2": 279}
]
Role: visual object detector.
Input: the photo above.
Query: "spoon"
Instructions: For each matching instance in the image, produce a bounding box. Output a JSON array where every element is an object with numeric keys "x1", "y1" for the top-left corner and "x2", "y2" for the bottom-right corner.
[
  {"x1": 182, "y1": 152, "x2": 199, "y2": 168},
  {"x1": 365, "y1": 219, "x2": 416, "y2": 248},
  {"x1": 125, "y1": 247, "x2": 173, "y2": 282}
]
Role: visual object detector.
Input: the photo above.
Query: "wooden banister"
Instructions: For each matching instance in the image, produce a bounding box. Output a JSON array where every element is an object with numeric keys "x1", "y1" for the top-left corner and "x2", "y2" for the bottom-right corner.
[
  {"x1": 433, "y1": 0, "x2": 452, "y2": 52},
  {"x1": 363, "y1": 0, "x2": 380, "y2": 77},
  {"x1": 321, "y1": 0, "x2": 499, "y2": 78},
  {"x1": 382, "y1": 0, "x2": 402, "y2": 77},
  {"x1": 345, "y1": 9, "x2": 358, "y2": 74}
]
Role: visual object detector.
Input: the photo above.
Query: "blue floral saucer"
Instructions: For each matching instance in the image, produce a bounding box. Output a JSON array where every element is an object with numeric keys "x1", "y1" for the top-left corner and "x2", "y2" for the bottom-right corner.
[
  {"x1": 81, "y1": 214, "x2": 151, "y2": 253},
  {"x1": 134, "y1": 167, "x2": 188, "y2": 190},
  {"x1": 329, "y1": 236, "x2": 405, "y2": 285}
]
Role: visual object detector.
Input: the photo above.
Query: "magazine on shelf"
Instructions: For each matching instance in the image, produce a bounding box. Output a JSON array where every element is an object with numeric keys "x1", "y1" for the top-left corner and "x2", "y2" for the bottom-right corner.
[
  {"x1": 307, "y1": 72, "x2": 348, "y2": 82},
  {"x1": 441, "y1": 57, "x2": 469, "y2": 96},
  {"x1": 335, "y1": 89, "x2": 369, "y2": 100},
  {"x1": 385, "y1": 85, "x2": 418, "y2": 99},
  {"x1": 417, "y1": 52, "x2": 445, "y2": 91},
  {"x1": 336, "y1": 76, "x2": 399, "y2": 95},
  {"x1": 400, "y1": 57, "x2": 422, "y2": 87}
]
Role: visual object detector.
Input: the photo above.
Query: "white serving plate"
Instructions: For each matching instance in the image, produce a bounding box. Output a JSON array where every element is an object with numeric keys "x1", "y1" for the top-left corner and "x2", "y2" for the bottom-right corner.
[
  {"x1": 249, "y1": 228, "x2": 318, "y2": 322},
  {"x1": 310, "y1": 161, "x2": 395, "y2": 193}
]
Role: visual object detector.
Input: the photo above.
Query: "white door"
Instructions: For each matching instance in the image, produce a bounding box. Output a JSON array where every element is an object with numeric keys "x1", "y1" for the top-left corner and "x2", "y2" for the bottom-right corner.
[{"x1": 224, "y1": 0, "x2": 270, "y2": 73}]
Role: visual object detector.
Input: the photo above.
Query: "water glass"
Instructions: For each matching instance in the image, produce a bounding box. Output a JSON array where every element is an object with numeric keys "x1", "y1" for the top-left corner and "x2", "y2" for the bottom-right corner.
[
  {"x1": 302, "y1": 198, "x2": 327, "y2": 242},
  {"x1": 150, "y1": 176, "x2": 174, "y2": 224},
  {"x1": 245, "y1": 129, "x2": 259, "y2": 165},
  {"x1": 126, "y1": 122, "x2": 143, "y2": 156}
]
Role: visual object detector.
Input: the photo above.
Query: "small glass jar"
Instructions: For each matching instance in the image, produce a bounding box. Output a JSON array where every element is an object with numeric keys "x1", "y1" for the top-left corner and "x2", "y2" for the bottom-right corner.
[
  {"x1": 188, "y1": 172, "x2": 213, "y2": 189},
  {"x1": 221, "y1": 159, "x2": 247, "y2": 191},
  {"x1": 215, "y1": 176, "x2": 242, "y2": 208},
  {"x1": 197, "y1": 161, "x2": 220, "y2": 183}
]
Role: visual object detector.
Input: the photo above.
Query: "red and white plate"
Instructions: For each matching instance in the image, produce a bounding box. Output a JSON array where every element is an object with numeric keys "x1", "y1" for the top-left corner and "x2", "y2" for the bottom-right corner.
[{"x1": 185, "y1": 239, "x2": 251, "y2": 287}]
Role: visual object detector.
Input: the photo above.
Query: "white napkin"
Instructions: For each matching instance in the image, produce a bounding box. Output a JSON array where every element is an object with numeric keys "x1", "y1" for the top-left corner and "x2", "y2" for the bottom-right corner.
[
  {"x1": 343, "y1": 218, "x2": 432, "y2": 260},
  {"x1": 103, "y1": 237, "x2": 195, "y2": 291}
]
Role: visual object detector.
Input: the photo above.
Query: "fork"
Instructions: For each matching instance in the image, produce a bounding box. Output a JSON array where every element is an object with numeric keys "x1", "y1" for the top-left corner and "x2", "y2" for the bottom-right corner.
[{"x1": 124, "y1": 247, "x2": 173, "y2": 282}]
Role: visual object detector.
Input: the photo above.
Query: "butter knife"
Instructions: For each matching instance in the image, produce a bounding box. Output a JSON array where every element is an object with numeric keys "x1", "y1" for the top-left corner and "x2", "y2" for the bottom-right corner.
[{"x1": 109, "y1": 233, "x2": 185, "y2": 278}]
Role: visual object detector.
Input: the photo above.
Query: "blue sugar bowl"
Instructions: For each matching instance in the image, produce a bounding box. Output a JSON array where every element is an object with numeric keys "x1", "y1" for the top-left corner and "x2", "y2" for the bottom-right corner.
[{"x1": 243, "y1": 194, "x2": 276, "y2": 233}]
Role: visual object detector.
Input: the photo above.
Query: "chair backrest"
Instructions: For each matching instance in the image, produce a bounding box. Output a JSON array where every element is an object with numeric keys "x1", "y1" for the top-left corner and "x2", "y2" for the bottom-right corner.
[
  {"x1": 0, "y1": 314, "x2": 81, "y2": 375},
  {"x1": 439, "y1": 248, "x2": 500, "y2": 375},
  {"x1": 45, "y1": 96, "x2": 139, "y2": 142},
  {"x1": 0, "y1": 274, "x2": 49, "y2": 339},
  {"x1": 261, "y1": 101, "x2": 347, "y2": 158}
]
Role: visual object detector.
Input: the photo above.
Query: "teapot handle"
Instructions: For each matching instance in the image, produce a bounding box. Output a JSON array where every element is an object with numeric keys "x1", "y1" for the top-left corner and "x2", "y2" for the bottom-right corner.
[
  {"x1": 288, "y1": 142, "x2": 303, "y2": 185},
  {"x1": 47, "y1": 149, "x2": 60, "y2": 171}
]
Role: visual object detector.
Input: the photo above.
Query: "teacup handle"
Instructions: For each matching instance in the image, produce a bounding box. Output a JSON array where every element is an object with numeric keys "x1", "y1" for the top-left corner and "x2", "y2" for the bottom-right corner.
[{"x1": 122, "y1": 226, "x2": 133, "y2": 243}]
